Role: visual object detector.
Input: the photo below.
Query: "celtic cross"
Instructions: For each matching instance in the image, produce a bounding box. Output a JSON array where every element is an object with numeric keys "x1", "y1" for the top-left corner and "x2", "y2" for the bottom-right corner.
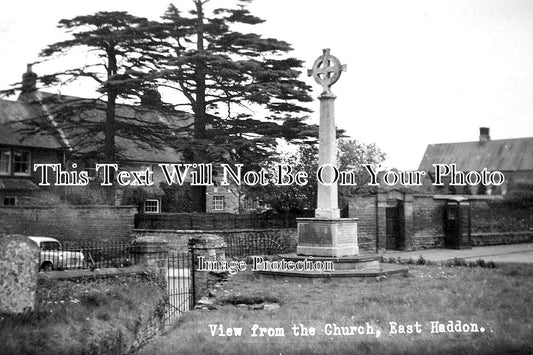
[{"x1": 307, "y1": 48, "x2": 347, "y2": 96}]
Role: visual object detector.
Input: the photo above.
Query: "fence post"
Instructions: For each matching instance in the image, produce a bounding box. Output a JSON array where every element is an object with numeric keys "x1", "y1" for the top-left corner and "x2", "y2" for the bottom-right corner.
[
  {"x1": 0, "y1": 235, "x2": 39, "y2": 313},
  {"x1": 188, "y1": 234, "x2": 227, "y2": 303},
  {"x1": 132, "y1": 236, "x2": 169, "y2": 279}
]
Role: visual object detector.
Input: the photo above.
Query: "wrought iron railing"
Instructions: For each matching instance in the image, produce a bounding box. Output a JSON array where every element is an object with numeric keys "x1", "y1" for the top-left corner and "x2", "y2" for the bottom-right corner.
[
  {"x1": 224, "y1": 234, "x2": 286, "y2": 258},
  {"x1": 37, "y1": 240, "x2": 133, "y2": 272}
]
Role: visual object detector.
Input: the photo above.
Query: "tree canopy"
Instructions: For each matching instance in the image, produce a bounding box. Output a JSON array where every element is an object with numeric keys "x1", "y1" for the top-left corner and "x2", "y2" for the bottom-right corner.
[
  {"x1": 143, "y1": 1, "x2": 316, "y2": 164},
  {"x1": 247, "y1": 139, "x2": 386, "y2": 213},
  {"x1": 142, "y1": 0, "x2": 317, "y2": 210}
]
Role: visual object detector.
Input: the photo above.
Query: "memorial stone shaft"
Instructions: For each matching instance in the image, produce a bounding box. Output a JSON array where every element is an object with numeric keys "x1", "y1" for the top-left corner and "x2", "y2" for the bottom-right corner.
[{"x1": 307, "y1": 48, "x2": 347, "y2": 218}]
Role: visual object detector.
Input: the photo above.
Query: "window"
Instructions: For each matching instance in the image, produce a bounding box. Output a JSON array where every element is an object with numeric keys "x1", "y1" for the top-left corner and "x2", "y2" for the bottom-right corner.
[
  {"x1": 41, "y1": 241, "x2": 61, "y2": 251},
  {"x1": 243, "y1": 197, "x2": 258, "y2": 210},
  {"x1": 13, "y1": 150, "x2": 30, "y2": 175},
  {"x1": 0, "y1": 148, "x2": 30, "y2": 176},
  {"x1": 0, "y1": 149, "x2": 11, "y2": 175},
  {"x1": 448, "y1": 208, "x2": 457, "y2": 220},
  {"x1": 144, "y1": 199, "x2": 160, "y2": 213},
  {"x1": 3, "y1": 197, "x2": 16, "y2": 206},
  {"x1": 212, "y1": 196, "x2": 224, "y2": 211}
]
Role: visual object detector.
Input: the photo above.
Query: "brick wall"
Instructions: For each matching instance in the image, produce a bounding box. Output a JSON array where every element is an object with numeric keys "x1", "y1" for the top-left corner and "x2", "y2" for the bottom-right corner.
[
  {"x1": 411, "y1": 196, "x2": 447, "y2": 249},
  {"x1": 135, "y1": 212, "x2": 312, "y2": 230},
  {"x1": 470, "y1": 199, "x2": 533, "y2": 233},
  {"x1": 348, "y1": 193, "x2": 533, "y2": 251},
  {"x1": 348, "y1": 196, "x2": 377, "y2": 253},
  {"x1": 409, "y1": 196, "x2": 533, "y2": 249},
  {"x1": 470, "y1": 199, "x2": 533, "y2": 245},
  {"x1": 0, "y1": 205, "x2": 136, "y2": 242}
]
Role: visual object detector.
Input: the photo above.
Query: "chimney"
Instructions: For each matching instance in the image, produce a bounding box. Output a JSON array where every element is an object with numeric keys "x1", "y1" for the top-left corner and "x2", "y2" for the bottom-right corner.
[
  {"x1": 479, "y1": 127, "x2": 490, "y2": 143},
  {"x1": 21, "y1": 64, "x2": 37, "y2": 93}
]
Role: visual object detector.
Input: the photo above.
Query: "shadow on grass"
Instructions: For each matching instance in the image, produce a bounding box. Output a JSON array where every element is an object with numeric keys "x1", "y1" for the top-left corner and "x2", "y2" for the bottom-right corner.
[{"x1": 218, "y1": 295, "x2": 281, "y2": 306}]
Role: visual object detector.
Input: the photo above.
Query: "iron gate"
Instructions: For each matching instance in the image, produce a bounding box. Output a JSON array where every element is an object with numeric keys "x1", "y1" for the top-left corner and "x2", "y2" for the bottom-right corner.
[{"x1": 166, "y1": 252, "x2": 194, "y2": 324}]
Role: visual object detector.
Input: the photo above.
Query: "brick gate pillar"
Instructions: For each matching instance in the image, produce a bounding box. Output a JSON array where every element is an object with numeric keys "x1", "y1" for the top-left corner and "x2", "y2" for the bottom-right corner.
[
  {"x1": 402, "y1": 194, "x2": 415, "y2": 251},
  {"x1": 376, "y1": 193, "x2": 388, "y2": 252},
  {"x1": 188, "y1": 234, "x2": 227, "y2": 302},
  {"x1": 132, "y1": 236, "x2": 169, "y2": 278}
]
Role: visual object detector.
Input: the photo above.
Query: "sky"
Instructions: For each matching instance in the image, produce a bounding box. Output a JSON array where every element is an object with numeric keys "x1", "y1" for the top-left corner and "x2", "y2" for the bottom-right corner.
[{"x1": 1, "y1": 0, "x2": 532, "y2": 169}]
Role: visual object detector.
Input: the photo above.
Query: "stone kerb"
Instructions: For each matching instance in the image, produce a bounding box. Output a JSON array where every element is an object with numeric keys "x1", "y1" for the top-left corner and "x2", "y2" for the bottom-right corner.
[
  {"x1": 132, "y1": 236, "x2": 169, "y2": 277},
  {"x1": 0, "y1": 234, "x2": 39, "y2": 313}
]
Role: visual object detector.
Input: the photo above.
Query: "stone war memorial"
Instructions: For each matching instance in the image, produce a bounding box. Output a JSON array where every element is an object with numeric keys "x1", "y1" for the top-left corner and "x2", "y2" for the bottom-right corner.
[{"x1": 259, "y1": 49, "x2": 407, "y2": 278}]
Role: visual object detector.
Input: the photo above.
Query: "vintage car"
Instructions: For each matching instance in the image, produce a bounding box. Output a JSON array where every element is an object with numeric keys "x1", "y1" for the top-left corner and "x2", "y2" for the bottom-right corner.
[{"x1": 28, "y1": 236, "x2": 85, "y2": 271}]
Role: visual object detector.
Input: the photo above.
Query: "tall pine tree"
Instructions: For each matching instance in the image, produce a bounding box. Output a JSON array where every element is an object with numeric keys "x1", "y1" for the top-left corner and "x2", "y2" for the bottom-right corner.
[
  {"x1": 143, "y1": 0, "x2": 316, "y2": 210},
  {"x1": 17, "y1": 12, "x2": 176, "y2": 163}
]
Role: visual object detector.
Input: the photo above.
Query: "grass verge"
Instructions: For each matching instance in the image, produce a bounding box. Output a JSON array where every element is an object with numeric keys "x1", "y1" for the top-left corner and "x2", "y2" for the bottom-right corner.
[{"x1": 140, "y1": 264, "x2": 533, "y2": 355}]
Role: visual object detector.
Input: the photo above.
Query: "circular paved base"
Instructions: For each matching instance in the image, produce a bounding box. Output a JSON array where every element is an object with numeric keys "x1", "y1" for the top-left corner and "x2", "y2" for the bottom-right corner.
[{"x1": 256, "y1": 263, "x2": 408, "y2": 279}]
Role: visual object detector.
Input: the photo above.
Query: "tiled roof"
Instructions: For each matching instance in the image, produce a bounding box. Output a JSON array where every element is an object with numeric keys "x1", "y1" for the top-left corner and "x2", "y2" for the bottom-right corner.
[
  {"x1": 0, "y1": 99, "x2": 64, "y2": 149},
  {"x1": 17, "y1": 92, "x2": 194, "y2": 163},
  {"x1": 418, "y1": 137, "x2": 533, "y2": 172}
]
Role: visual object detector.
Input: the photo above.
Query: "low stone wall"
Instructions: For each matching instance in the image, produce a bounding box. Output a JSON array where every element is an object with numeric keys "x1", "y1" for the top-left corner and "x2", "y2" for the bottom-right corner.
[
  {"x1": 37, "y1": 266, "x2": 147, "y2": 281},
  {"x1": 131, "y1": 302, "x2": 167, "y2": 351},
  {"x1": 36, "y1": 272, "x2": 166, "y2": 354},
  {"x1": 2, "y1": 235, "x2": 169, "y2": 354},
  {"x1": 132, "y1": 228, "x2": 299, "y2": 254},
  {"x1": 0, "y1": 205, "x2": 136, "y2": 242}
]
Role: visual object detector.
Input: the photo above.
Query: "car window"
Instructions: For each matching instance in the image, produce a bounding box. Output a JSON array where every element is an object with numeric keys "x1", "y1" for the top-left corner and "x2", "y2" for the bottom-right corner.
[{"x1": 41, "y1": 241, "x2": 61, "y2": 251}]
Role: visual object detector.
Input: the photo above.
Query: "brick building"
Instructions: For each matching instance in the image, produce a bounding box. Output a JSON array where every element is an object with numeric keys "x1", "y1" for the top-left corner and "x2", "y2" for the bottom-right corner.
[
  {"x1": 348, "y1": 128, "x2": 533, "y2": 252},
  {"x1": 0, "y1": 99, "x2": 68, "y2": 206},
  {"x1": 205, "y1": 183, "x2": 267, "y2": 214},
  {"x1": 1, "y1": 65, "x2": 193, "y2": 212},
  {"x1": 418, "y1": 127, "x2": 533, "y2": 195}
]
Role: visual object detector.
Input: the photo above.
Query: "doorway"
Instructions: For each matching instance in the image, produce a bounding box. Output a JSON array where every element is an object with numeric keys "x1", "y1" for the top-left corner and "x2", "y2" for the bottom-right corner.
[{"x1": 385, "y1": 200, "x2": 404, "y2": 250}]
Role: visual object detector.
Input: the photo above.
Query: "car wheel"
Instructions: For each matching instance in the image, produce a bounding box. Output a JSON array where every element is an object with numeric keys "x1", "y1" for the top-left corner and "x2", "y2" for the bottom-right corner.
[{"x1": 42, "y1": 262, "x2": 53, "y2": 272}]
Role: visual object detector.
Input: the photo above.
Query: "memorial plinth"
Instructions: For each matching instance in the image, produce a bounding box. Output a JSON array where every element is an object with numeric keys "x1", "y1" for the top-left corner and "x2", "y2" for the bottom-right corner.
[{"x1": 296, "y1": 218, "x2": 358, "y2": 257}]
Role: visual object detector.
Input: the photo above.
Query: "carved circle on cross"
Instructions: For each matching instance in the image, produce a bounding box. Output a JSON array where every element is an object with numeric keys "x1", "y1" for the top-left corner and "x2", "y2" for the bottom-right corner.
[{"x1": 308, "y1": 48, "x2": 347, "y2": 95}]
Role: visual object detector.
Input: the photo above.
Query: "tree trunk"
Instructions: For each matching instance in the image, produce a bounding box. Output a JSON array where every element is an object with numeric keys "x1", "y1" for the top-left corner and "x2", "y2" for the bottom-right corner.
[
  {"x1": 194, "y1": 0, "x2": 207, "y2": 141},
  {"x1": 105, "y1": 92, "x2": 116, "y2": 164},
  {"x1": 190, "y1": 0, "x2": 207, "y2": 212},
  {"x1": 105, "y1": 46, "x2": 118, "y2": 163},
  {"x1": 104, "y1": 46, "x2": 118, "y2": 204}
]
